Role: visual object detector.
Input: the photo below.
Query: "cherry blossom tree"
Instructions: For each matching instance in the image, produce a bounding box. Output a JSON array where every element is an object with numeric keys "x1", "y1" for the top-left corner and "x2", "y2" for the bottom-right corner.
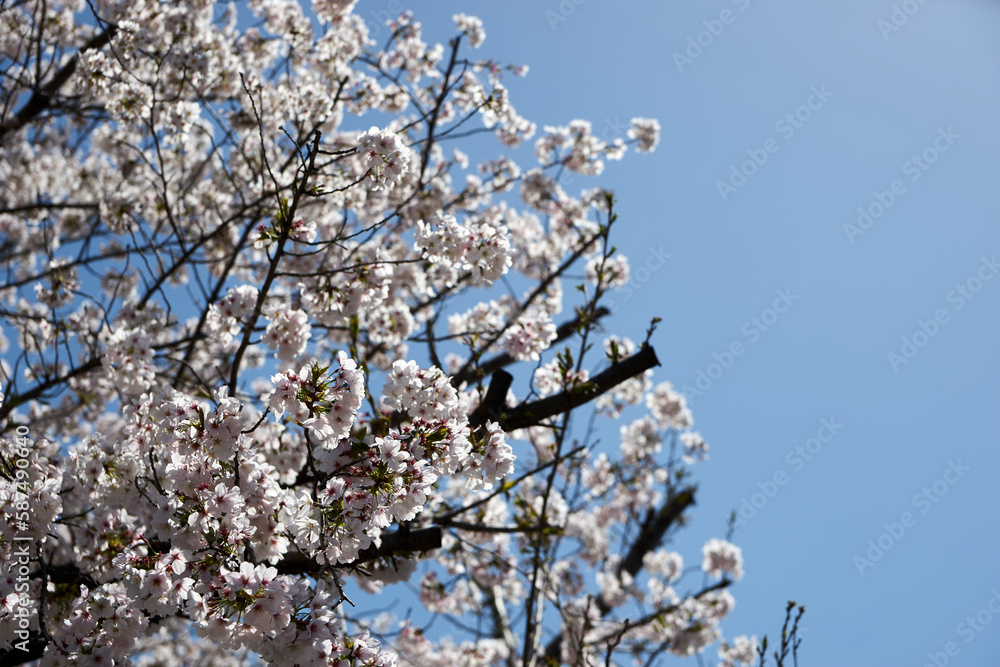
[{"x1": 0, "y1": 1, "x2": 789, "y2": 665}]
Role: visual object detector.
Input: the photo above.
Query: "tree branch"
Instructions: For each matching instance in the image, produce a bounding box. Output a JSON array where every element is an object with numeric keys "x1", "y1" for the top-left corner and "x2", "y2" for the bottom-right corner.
[
  {"x1": 0, "y1": 632, "x2": 47, "y2": 667},
  {"x1": 542, "y1": 485, "x2": 698, "y2": 661},
  {"x1": 615, "y1": 486, "x2": 696, "y2": 587},
  {"x1": 452, "y1": 306, "x2": 610, "y2": 388},
  {"x1": 468, "y1": 369, "x2": 513, "y2": 431},
  {"x1": 273, "y1": 526, "x2": 443, "y2": 576},
  {"x1": 497, "y1": 344, "x2": 659, "y2": 432},
  {"x1": 0, "y1": 26, "x2": 117, "y2": 143}
]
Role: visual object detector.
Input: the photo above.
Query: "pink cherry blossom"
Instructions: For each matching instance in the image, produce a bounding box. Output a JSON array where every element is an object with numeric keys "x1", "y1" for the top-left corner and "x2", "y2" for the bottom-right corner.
[{"x1": 0, "y1": 4, "x2": 771, "y2": 665}]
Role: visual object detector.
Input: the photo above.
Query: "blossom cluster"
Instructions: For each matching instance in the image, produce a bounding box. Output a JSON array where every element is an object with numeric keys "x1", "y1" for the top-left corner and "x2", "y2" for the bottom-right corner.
[
  {"x1": 0, "y1": 2, "x2": 748, "y2": 665},
  {"x1": 358, "y1": 126, "x2": 413, "y2": 191},
  {"x1": 206, "y1": 286, "x2": 261, "y2": 349},
  {"x1": 415, "y1": 214, "x2": 513, "y2": 287}
]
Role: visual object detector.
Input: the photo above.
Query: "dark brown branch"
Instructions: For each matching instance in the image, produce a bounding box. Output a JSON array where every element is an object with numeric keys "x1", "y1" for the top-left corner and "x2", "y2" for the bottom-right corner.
[
  {"x1": 274, "y1": 526, "x2": 443, "y2": 576},
  {"x1": 417, "y1": 36, "x2": 461, "y2": 184},
  {"x1": 497, "y1": 344, "x2": 659, "y2": 432},
  {"x1": 612, "y1": 486, "x2": 695, "y2": 607},
  {"x1": 433, "y1": 519, "x2": 535, "y2": 534},
  {"x1": 468, "y1": 369, "x2": 513, "y2": 431},
  {"x1": 0, "y1": 357, "x2": 102, "y2": 427},
  {"x1": 541, "y1": 485, "x2": 698, "y2": 661},
  {"x1": 0, "y1": 631, "x2": 46, "y2": 667},
  {"x1": 0, "y1": 27, "x2": 117, "y2": 143}
]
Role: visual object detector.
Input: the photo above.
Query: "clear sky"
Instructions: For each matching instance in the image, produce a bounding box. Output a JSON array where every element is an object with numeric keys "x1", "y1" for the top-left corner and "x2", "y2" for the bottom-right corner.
[{"x1": 391, "y1": 1, "x2": 1000, "y2": 664}]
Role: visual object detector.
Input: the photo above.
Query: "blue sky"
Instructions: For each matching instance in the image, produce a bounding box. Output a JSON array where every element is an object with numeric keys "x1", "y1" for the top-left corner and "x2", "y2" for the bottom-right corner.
[
  {"x1": 10, "y1": 1, "x2": 993, "y2": 663},
  {"x1": 396, "y1": 1, "x2": 1000, "y2": 664}
]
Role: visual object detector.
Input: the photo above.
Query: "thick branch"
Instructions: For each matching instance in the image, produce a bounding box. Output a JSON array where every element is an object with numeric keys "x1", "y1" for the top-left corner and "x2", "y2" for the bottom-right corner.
[
  {"x1": 468, "y1": 369, "x2": 513, "y2": 431},
  {"x1": 274, "y1": 526, "x2": 443, "y2": 576},
  {"x1": 497, "y1": 344, "x2": 659, "y2": 432},
  {"x1": 611, "y1": 486, "x2": 695, "y2": 609},
  {"x1": 0, "y1": 632, "x2": 46, "y2": 667},
  {"x1": 0, "y1": 27, "x2": 117, "y2": 143},
  {"x1": 0, "y1": 357, "x2": 102, "y2": 427},
  {"x1": 542, "y1": 485, "x2": 698, "y2": 661}
]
